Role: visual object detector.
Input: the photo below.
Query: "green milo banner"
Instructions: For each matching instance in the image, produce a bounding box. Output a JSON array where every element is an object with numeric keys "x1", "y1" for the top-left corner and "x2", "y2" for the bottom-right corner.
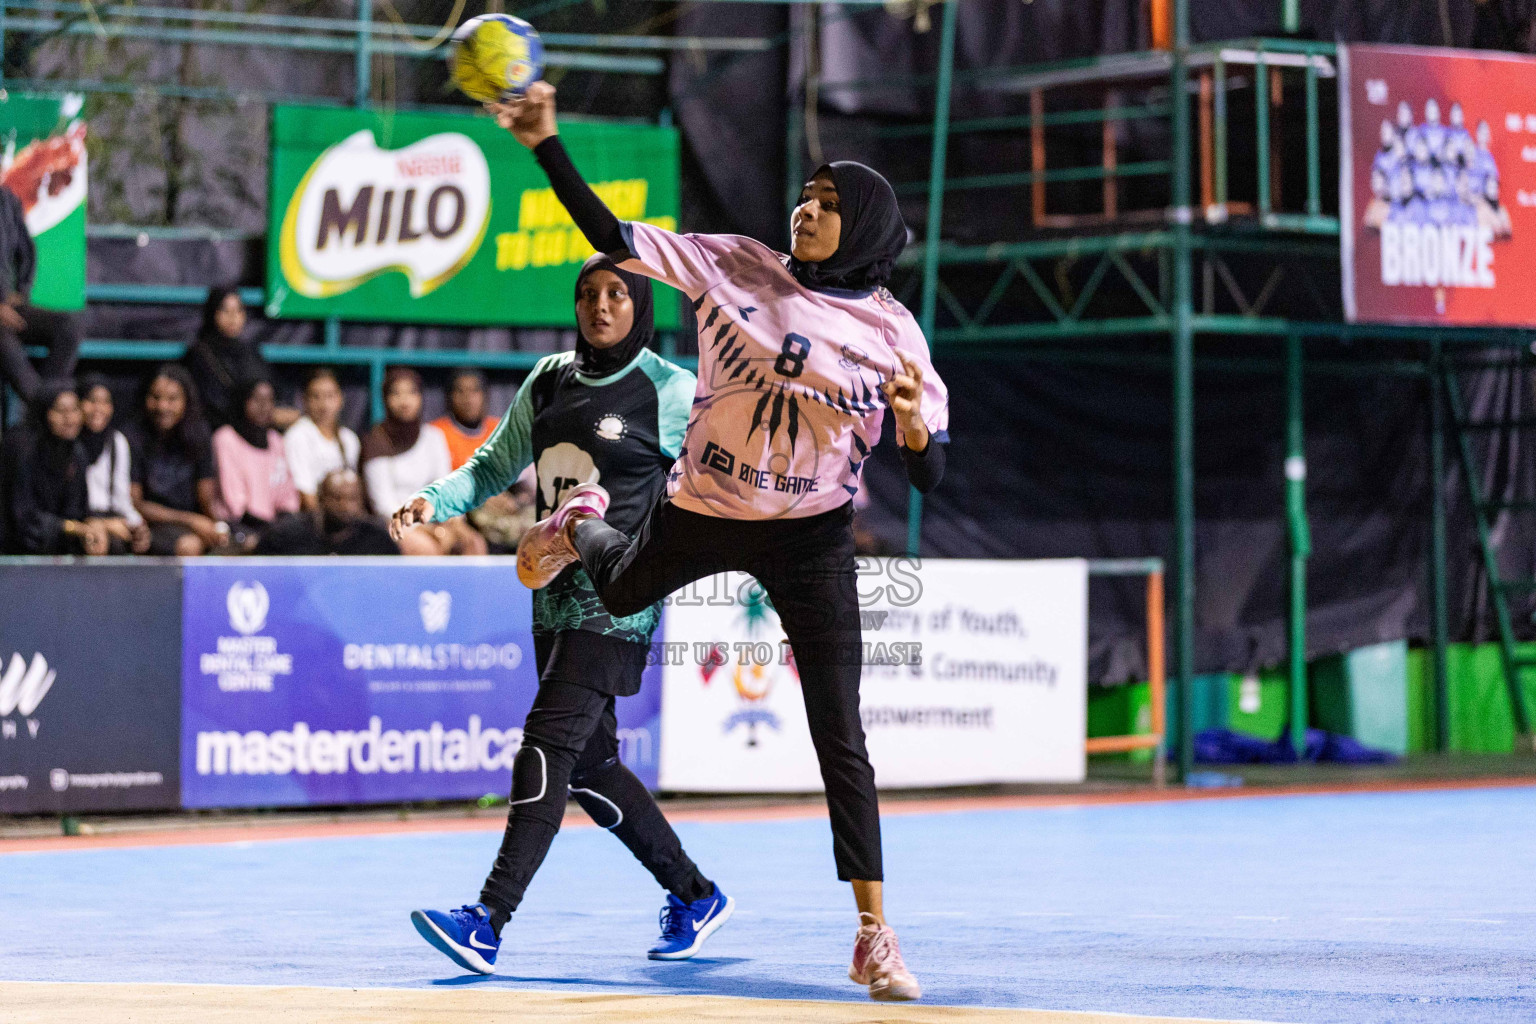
[
  {"x1": 0, "y1": 93, "x2": 87, "y2": 311},
  {"x1": 266, "y1": 105, "x2": 679, "y2": 327}
]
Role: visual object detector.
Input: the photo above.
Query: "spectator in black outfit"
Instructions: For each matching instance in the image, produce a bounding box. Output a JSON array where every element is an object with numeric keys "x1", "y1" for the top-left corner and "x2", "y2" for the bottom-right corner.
[
  {"x1": 0, "y1": 183, "x2": 80, "y2": 403},
  {"x1": 255, "y1": 468, "x2": 398, "y2": 555},
  {"x1": 183, "y1": 286, "x2": 298, "y2": 431},
  {"x1": 1, "y1": 381, "x2": 116, "y2": 554},
  {"x1": 128, "y1": 364, "x2": 224, "y2": 556}
]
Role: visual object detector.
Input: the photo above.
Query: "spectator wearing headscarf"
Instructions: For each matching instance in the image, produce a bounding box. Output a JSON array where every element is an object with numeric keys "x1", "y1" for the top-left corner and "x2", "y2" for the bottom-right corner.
[
  {"x1": 212, "y1": 375, "x2": 300, "y2": 545},
  {"x1": 431, "y1": 368, "x2": 500, "y2": 469},
  {"x1": 127, "y1": 364, "x2": 224, "y2": 556},
  {"x1": 1, "y1": 381, "x2": 113, "y2": 554},
  {"x1": 78, "y1": 373, "x2": 150, "y2": 553},
  {"x1": 360, "y1": 367, "x2": 451, "y2": 513},
  {"x1": 183, "y1": 286, "x2": 298, "y2": 432},
  {"x1": 361, "y1": 367, "x2": 482, "y2": 555}
]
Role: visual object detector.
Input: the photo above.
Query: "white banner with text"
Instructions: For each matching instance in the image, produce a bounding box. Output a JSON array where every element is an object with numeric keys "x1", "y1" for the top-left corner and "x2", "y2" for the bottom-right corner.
[{"x1": 657, "y1": 558, "x2": 1087, "y2": 791}]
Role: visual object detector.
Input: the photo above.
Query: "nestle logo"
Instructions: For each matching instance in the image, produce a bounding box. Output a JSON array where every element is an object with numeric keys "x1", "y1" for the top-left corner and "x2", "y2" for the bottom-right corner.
[{"x1": 394, "y1": 153, "x2": 463, "y2": 178}]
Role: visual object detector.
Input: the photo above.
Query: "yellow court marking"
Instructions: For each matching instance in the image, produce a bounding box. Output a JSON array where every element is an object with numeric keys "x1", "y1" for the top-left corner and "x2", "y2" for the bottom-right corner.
[{"x1": 1, "y1": 982, "x2": 1289, "y2": 1024}]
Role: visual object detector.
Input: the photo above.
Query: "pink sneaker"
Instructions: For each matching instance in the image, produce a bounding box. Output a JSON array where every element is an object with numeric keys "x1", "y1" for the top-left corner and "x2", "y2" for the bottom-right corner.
[
  {"x1": 516, "y1": 483, "x2": 610, "y2": 589},
  {"x1": 848, "y1": 913, "x2": 921, "y2": 1001}
]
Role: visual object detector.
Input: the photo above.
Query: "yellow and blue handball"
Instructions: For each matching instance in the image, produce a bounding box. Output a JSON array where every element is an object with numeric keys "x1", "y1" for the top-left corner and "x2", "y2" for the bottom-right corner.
[{"x1": 448, "y1": 13, "x2": 544, "y2": 103}]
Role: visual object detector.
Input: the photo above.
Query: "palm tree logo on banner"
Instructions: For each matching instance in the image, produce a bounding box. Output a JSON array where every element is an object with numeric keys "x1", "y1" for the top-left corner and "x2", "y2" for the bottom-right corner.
[{"x1": 718, "y1": 583, "x2": 795, "y2": 748}]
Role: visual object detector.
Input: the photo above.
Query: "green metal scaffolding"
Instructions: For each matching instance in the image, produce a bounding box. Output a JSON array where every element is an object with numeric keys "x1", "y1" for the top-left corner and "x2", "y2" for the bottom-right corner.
[{"x1": 821, "y1": 4, "x2": 1534, "y2": 776}]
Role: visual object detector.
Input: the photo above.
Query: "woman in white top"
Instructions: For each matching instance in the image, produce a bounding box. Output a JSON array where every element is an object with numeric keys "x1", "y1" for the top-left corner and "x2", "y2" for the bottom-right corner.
[
  {"x1": 77, "y1": 375, "x2": 150, "y2": 553},
  {"x1": 285, "y1": 367, "x2": 361, "y2": 510},
  {"x1": 360, "y1": 367, "x2": 483, "y2": 555}
]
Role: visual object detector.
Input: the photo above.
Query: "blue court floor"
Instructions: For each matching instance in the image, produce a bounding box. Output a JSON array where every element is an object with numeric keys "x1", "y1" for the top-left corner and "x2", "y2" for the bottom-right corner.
[{"x1": 3, "y1": 785, "x2": 1534, "y2": 1024}]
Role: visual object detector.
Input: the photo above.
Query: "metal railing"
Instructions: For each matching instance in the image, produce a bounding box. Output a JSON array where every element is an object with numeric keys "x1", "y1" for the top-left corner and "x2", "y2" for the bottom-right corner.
[
  {"x1": 1, "y1": 1, "x2": 721, "y2": 420},
  {"x1": 1086, "y1": 559, "x2": 1167, "y2": 786}
]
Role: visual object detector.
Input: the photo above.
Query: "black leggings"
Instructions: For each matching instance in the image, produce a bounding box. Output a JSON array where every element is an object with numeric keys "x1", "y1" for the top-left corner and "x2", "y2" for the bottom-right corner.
[
  {"x1": 575, "y1": 499, "x2": 880, "y2": 882},
  {"x1": 479, "y1": 630, "x2": 712, "y2": 926},
  {"x1": 0, "y1": 304, "x2": 79, "y2": 403}
]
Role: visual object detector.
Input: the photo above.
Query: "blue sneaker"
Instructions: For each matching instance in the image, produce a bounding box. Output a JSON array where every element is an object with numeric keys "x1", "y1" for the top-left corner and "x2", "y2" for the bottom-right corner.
[
  {"x1": 410, "y1": 902, "x2": 500, "y2": 974},
  {"x1": 647, "y1": 887, "x2": 734, "y2": 960}
]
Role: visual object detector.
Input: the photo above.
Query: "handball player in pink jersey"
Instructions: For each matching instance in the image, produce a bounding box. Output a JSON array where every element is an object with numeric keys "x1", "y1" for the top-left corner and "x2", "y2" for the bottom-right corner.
[{"x1": 402, "y1": 82, "x2": 949, "y2": 1000}]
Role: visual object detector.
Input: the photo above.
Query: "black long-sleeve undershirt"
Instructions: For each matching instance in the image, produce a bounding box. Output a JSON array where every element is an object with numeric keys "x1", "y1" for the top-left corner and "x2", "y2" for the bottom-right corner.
[
  {"x1": 532, "y1": 133, "x2": 946, "y2": 494},
  {"x1": 901, "y1": 436, "x2": 946, "y2": 494},
  {"x1": 533, "y1": 135, "x2": 627, "y2": 258}
]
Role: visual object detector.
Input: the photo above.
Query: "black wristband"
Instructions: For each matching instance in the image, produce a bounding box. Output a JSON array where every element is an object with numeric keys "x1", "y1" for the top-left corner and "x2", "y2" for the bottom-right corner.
[{"x1": 901, "y1": 439, "x2": 947, "y2": 494}]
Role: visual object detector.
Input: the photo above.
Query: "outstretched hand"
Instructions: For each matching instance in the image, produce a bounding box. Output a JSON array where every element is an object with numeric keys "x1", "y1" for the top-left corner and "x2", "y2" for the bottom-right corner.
[
  {"x1": 486, "y1": 81, "x2": 558, "y2": 151},
  {"x1": 390, "y1": 496, "x2": 434, "y2": 542},
  {"x1": 880, "y1": 351, "x2": 929, "y2": 453}
]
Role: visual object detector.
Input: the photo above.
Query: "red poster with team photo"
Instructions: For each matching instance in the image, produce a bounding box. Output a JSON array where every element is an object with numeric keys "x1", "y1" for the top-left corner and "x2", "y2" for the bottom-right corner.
[{"x1": 1341, "y1": 44, "x2": 1536, "y2": 326}]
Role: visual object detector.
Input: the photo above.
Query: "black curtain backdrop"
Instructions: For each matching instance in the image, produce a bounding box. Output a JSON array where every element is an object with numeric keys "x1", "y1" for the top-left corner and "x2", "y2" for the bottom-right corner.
[{"x1": 855, "y1": 347, "x2": 1536, "y2": 684}]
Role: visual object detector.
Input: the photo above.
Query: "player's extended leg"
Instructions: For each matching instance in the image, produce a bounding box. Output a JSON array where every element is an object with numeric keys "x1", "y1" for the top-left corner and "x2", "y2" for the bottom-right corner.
[
  {"x1": 411, "y1": 639, "x2": 609, "y2": 975},
  {"x1": 569, "y1": 704, "x2": 734, "y2": 960},
  {"x1": 751, "y1": 507, "x2": 920, "y2": 1002},
  {"x1": 518, "y1": 485, "x2": 735, "y2": 613},
  {"x1": 573, "y1": 497, "x2": 736, "y2": 618}
]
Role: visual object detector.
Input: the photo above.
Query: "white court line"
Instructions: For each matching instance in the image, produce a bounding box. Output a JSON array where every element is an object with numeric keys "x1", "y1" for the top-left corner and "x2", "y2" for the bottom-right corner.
[
  {"x1": 1446, "y1": 918, "x2": 1506, "y2": 924},
  {"x1": 1232, "y1": 916, "x2": 1288, "y2": 922}
]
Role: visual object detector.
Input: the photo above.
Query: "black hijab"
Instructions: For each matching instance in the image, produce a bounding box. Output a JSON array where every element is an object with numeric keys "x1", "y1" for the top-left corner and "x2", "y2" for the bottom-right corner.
[
  {"x1": 787, "y1": 161, "x2": 908, "y2": 293},
  {"x1": 4, "y1": 380, "x2": 86, "y2": 552},
  {"x1": 187, "y1": 285, "x2": 266, "y2": 429},
  {"x1": 29, "y1": 379, "x2": 82, "y2": 478},
  {"x1": 196, "y1": 285, "x2": 245, "y2": 349},
  {"x1": 76, "y1": 372, "x2": 114, "y2": 466},
  {"x1": 575, "y1": 254, "x2": 654, "y2": 378},
  {"x1": 228, "y1": 375, "x2": 273, "y2": 450}
]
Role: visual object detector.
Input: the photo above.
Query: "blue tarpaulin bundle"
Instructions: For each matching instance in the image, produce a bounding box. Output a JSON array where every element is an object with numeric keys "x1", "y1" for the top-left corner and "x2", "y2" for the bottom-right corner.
[{"x1": 1194, "y1": 728, "x2": 1400, "y2": 765}]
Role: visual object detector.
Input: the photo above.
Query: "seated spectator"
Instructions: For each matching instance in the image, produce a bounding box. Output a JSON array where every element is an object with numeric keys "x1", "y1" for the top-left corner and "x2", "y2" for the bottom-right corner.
[
  {"x1": 2, "y1": 381, "x2": 123, "y2": 555},
  {"x1": 184, "y1": 285, "x2": 298, "y2": 432},
  {"x1": 285, "y1": 367, "x2": 360, "y2": 510},
  {"x1": 128, "y1": 364, "x2": 225, "y2": 556},
  {"x1": 0, "y1": 182, "x2": 79, "y2": 404},
  {"x1": 212, "y1": 376, "x2": 300, "y2": 548},
  {"x1": 78, "y1": 374, "x2": 151, "y2": 553},
  {"x1": 432, "y1": 368, "x2": 499, "y2": 469},
  {"x1": 362, "y1": 367, "x2": 484, "y2": 556},
  {"x1": 255, "y1": 469, "x2": 398, "y2": 556}
]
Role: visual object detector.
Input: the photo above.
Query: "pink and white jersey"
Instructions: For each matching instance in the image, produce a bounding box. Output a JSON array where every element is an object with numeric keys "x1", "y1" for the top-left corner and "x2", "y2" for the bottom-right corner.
[{"x1": 620, "y1": 221, "x2": 949, "y2": 520}]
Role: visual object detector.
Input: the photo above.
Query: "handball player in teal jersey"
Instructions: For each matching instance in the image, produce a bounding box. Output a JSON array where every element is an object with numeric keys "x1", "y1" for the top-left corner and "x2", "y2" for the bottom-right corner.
[{"x1": 396, "y1": 255, "x2": 732, "y2": 974}]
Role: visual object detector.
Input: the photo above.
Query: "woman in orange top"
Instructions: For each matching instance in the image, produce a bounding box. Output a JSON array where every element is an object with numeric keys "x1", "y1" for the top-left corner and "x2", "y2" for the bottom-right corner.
[{"x1": 432, "y1": 368, "x2": 500, "y2": 469}]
